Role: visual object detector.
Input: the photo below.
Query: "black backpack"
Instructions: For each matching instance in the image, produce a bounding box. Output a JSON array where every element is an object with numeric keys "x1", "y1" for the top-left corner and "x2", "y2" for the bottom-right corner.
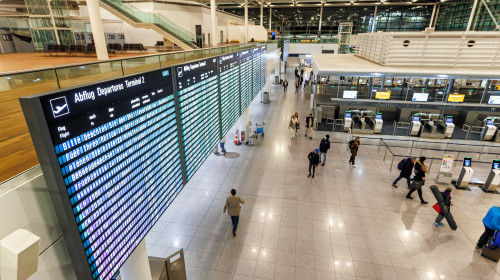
[{"x1": 397, "y1": 158, "x2": 408, "y2": 170}]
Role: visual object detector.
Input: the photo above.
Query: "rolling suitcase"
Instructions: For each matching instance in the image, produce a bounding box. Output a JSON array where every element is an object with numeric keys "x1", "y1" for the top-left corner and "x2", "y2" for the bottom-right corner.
[{"x1": 430, "y1": 185, "x2": 457, "y2": 230}]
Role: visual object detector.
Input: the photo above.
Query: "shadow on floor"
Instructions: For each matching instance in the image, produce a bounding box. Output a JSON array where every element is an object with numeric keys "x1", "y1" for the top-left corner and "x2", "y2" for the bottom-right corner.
[{"x1": 223, "y1": 152, "x2": 240, "y2": 159}]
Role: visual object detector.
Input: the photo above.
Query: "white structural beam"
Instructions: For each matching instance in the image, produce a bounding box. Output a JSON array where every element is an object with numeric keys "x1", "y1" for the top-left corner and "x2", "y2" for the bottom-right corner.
[
  {"x1": 211, "y1": 0, "x2": 217, "y2": 46},
  {"x1": 260, "y1": 1, "x2": 263, "y2": 26},
  {"x1": 244, "y1": 0, "x2": 248, "y2": 42},
  {"x1": 429, "y1": 4, "x2": 436, "y2": 28},
  {"x1": 371, "y1": 5, "x2": 378, "y2": 33},
  {"x1": 86, "y1": 0, "x2": 109, "y2": 60},
  {"x1": 269, "y1": 6, "x2": 272, "y2": 30},
  {"x1": 466, "y1": 0, "x2": 479, "y2": 32},
  {"x1": 318, "y1": 4, "x2": 323, "y2": 35}
]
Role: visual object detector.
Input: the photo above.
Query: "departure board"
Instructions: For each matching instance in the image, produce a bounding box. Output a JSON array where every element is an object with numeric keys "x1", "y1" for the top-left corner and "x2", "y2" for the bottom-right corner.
[
  {"x1": 176, "y1": 58, "x2": 220, "y2": 180},
  {"x1": 260, "y1": 46, "x2": 267, "y2": 90},
  {"x1": 252, "y1": 47, "x2": 261, "y2": 98},
  {"x1": 219, "y1": 53, "x2": 240, "y2": 136},
  {"x1": 20, "y1": 70, "x2": 183, "y2": 280},
  {"x1": 239, "y1": 49, "x2": 253, "y2": 111}
]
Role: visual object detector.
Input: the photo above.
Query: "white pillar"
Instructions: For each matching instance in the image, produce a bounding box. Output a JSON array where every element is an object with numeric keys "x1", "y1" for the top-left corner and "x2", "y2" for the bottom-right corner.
[
  {"x1": 318, "y1": 5, "x2": 323, "y2": 36},
  {"x1": 260, "y1": 1, "x2": 263, "y2": 26},
  {"x1": 269, "y1": 7, "x2": 272, "y2": 30},
  {"x1": 429, "y1": 4, "x2": 437, "y2": 28},
  {"x1": 371, "y1": 5, "x2": 378, "y2": 33},
  {"x1": 86, "y1": 0, "x2": 109, "y2": 60},
  {"x1": 210, "y1": 0, "x2": 217, "y2": 46},
  {"x1": 120, "y1": 240, "x2": 152, "y2": 280},
  {"x1": 466, "y1": 0, "x2": 479, "y2": 32},
  {"x1": 244, "y1": 0, "x2": 248, "y2": 42}
]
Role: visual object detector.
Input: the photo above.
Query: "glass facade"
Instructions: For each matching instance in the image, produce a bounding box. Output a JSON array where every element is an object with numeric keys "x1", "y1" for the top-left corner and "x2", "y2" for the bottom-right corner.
[
  {"x1": 435, "y1": 0, "x2": 500, "y2": 31},
  {"x1": 225, "y1": 5, "x2": 433, "y2": 37}
]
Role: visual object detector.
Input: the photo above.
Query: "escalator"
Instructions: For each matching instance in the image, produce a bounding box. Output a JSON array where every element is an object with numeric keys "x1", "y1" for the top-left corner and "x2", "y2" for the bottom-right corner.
[{"x1": 100, "y1": 0, "x2": 198, "y2": 50}]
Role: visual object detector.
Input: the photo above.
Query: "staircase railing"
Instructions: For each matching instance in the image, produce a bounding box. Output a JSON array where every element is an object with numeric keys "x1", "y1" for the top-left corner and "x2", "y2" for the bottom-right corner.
[{"x1": 101, "y1": 0, "x2": 197, "y2": 47}]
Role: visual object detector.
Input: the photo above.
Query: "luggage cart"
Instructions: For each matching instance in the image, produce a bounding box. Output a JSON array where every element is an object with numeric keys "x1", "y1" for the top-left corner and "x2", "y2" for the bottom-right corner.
[{"x1": 255, "y1": 122, "x2": 265, "y2": 137}]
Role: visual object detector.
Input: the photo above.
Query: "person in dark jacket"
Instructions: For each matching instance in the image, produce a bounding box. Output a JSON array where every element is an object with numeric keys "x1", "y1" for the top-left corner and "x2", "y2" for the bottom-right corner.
[
  {"x1": 305, "y1": 113, "x2": 314, "y2": 139},
  {"x1": 433, "y1": 187, "x2": 452, "y2": 228},
  {"x1": 348, "y1": 136, "x2": 360, "y2": 167},
  {"x1": 308, "y1": 149, "x2": 320, "y2": 178},
  {"x1": 319, "y1": 135, "x2": 330, "y2": 166},
  {"x1": 414, "y1": 156, "x2": 426, "y2": 173},
  {"x1": 406, "y1": 165, "x2": 428, "y2": 204},
  {"x1": 393, "y1": 157, "x2": 416, "y2": 188},
  {"x1": 477, "y1": 206, "x2": 500, "y2": 249},
  {"x1": 295, "y1": 78, "x2": 300, "y2": 94},
  {"x1": 299, "y1": 75, "x2": 304, "y2": 88},
  {"x1": 283, "y1": 79, "x2": 288, "y2": 92},
  {"x1": 294, "y1": 67, "x2": 299, "y2": 77}
]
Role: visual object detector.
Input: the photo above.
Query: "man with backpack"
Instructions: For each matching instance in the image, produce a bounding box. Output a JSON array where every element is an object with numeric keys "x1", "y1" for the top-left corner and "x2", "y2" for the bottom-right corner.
[
  {"x1": 393, "y1": 157, "x2": 416, "y2": 188},
  {"x1": 308, "y1": 149, "x2": 320, "y2": 178},
  {"x1": 319, "y1": 135, "x2": 330, "y2": 166}
]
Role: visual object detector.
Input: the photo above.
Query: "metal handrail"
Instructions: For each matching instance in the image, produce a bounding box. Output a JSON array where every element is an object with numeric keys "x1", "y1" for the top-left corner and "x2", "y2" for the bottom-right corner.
[{"x1": 393, "y1": 121, "x2": 410, "y2": 136}]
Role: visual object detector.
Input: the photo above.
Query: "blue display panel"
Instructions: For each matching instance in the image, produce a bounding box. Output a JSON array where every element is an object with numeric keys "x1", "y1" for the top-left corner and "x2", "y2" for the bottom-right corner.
[
  {"x1": 252, "y1": 47, "x2": 261, "y2": 98},
  {"x1": 25, "y1": 70, "x2": 183, "y2": 280},
  {"x1": 219, "y1": 53, "x2": 240, "y2": 136},
  {"x1": 176, "y1": 58, "x2": 220, "y2": 180},
  {"x1": 239, "y1": 49, "x2": 253, "y2": 111},
  {"x1": 260, "y1": 46, "x2": 267, "y2": 91}
]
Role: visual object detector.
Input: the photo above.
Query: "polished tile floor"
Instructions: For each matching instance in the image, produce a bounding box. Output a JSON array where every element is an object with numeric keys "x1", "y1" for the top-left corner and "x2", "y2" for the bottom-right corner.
[{"x1": 145, "y1": 69, "x2": 500, "y2": 280}]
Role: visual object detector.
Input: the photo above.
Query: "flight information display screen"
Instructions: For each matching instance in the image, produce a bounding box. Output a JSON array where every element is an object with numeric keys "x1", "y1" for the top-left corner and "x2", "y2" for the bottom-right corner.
[
  {"x1": 252, "y1": 47, "x2": 261, "y2": 98},
  {"x1": 23, "y1": 70, "x2": 183, "y2": 280},
  {"x1": 260, "y1": 46, "x2": 267, "y2": 91},
  {"x1": 240, "y1": 49, "x2": 253, "y2": 111},
  {"x1": 219, "y1": 53, "x2": 240, "y2": 135},
  {"x1": 176, "y1": 58, "x2": 220, "y2": 180}
]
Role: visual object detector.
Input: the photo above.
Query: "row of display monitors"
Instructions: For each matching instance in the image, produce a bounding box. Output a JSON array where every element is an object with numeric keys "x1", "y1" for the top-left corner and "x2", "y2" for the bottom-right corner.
[
  {"x1": 341, "y1": 90, "x2": 500, "y2": 104},
  {"x1": 19, "y1": 46, "x2": 267, "y2": 280}
]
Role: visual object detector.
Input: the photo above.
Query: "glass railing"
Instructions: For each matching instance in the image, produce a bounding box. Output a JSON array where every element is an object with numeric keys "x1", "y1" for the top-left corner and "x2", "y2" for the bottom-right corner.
[
  {"x1": 0, "y1": 43, "x2": 258, "y2": 183},
  {"x1": 101, "y1": 0, "x2": 196, "y2": 47}
]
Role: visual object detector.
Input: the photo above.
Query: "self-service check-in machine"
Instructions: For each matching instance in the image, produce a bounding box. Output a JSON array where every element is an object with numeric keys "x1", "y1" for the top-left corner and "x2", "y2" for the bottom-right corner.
[
  {"x1": 483, "y1": 159, "x2": 500, "y2": 192},
  {"x1": 420, "y1": 114, "x2": 446, "y2": 139},
  {"x1": 455, "y1": 156, "x2": 473, "y2": 189},
  {"x1": 344, "y1": 111, "x2": 352, "y2": 132},
  {"x1": 442, "y1": 116, "x2": 455, "y2": 138},
  {"x1": 481, "y1": 118, "x2": 497, "y2": 141},
  {"x1": 374, "y1": 113, "x2": 383, "y2": 134},
  {"x1": 409, "y1": 115, "x2": 422, "y2": 136}
]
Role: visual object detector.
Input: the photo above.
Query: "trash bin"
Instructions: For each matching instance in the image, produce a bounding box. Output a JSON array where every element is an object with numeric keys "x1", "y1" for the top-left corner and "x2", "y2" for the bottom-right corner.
[
  {"x1": 274, "y1": 76, "x2": 280, "y2": 84},
  {"x1": 262, "y1": 92, "x2": 269, "y2": 104}
]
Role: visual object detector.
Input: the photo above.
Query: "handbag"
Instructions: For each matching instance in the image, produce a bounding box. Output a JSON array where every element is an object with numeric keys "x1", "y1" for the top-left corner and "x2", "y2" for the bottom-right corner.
[
  {"x1": 296, "y1": 123, "x2": 300, "y2": 129},
  {"x1": 411, "y1": 180, "x2": 424, "y2": 190},
  {"x1": 432, "y1": 203, "x2": 441, "y2": 213}
]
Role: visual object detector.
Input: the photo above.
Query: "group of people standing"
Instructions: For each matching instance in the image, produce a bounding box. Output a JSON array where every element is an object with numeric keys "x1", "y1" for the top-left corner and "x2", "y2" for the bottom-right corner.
[{"x1": 285, "y1": 67, "x2": 313, "y2": 94}]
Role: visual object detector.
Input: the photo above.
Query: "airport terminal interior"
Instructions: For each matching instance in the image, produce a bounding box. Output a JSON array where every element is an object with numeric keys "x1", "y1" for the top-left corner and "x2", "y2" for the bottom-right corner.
[{"x1": 2, "y1": 0, "x2": 500, "y2": 279}]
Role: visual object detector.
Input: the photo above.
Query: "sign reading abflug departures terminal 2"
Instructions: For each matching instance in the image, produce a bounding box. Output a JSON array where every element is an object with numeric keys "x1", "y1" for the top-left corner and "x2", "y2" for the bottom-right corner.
[{"x1": 20, "y1": 69, "x2": 184, "y2": 280}]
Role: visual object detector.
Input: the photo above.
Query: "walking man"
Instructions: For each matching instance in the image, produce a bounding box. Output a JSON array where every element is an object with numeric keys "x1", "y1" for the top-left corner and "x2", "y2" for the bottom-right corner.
[
  {"x1": 283, "y1": 79, "x2": 288, "y2": 92},
  {"x1": 294, "y1": 67, "x2": 299, "y2": 77},
  {"x1": 305, "y1": 113, "x2": 314, "y2": 139},
  {"x1": 220, "y1": 136, "x2": 227, "y2": 155},
  {"x1": 223, "y1": 189, "x2": 245, "y2": 237},
  {"x1": 295, "y1": 78, "x2": 300, "y2": 94},
  {"x1": 319, "y1": 135, "x2": 330, "y2": 166},
  {"x1": 393, "y1": 157, "x2": 416, "y2": 188},
  {"x1": 348, "y1": 136, "x2": 360, "y2": 167},
  {"x1": 308, "y1": 149, "x2": 320, "y2": 178}
]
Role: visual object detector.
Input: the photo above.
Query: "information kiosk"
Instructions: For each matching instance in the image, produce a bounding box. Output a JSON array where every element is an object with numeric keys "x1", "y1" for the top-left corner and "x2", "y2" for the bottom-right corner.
[
  {"x1": 455, "y1": 157, "x2": 473, "y2": 189},
  {"x1": 374, "y1": 113, "x2": 383, "y2": 134},
  {"x1": 409, "y1": 115, "x2": 422, "y2": 136},
  {"x1": 483, "y1": 159, "x2": 500, "y2": 192},
  {"x1": 481, "y1": 118, "x2": 497, "y2": 141},
  {"x1": 344, "y1": 111, "x2": 352, "y2": 132},
  {"x1": 443, "y1": 116, "x2": 455, "y2": 138}
]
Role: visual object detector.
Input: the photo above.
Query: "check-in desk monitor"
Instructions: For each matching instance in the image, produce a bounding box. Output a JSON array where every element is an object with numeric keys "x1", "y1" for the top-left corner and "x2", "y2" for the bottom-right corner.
[
  {"x1": 344, "y1": 111, "x2": 352, "y2": 132},
  {"x1": 488, "y1": 95, "x2": 500, "y2": 105},
  {"x1": 374, "y1": 113, "x2": 383, "y2": 134},
  {"x1": 412, "y1": 92, "x2": 429, "y2": 102},
  {"x1": 410, "y1": 115, "x2": 421, "y2": 136},
  {"x1": 343, "y1": 90, "x2": 358, "y2": 99},
  {"x1": 484, "y1": 159, "x2": 500, "y2": 192}
]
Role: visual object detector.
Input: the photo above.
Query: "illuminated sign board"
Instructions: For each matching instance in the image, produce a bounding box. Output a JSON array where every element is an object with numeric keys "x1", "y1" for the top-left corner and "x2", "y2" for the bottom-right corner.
[
  {"x1": 176, "y1": 58, "x2": 220, "y2": 180},
  {"x1": 343, "y1": 90, "x2": 358, "y2": 99},
  {"x1": 20, "y1": 70, "x2": 183, "y2": 280},
  {"x1": 219, "y1": 53, "x2": 240, "y2": 135},
  {"x1": 239, "y1": 49, "x2": 253, "y2": 111},
  {"x1": 488, "y1": 95, "x2": 500, "y2": 105},
  {"x1": 375, "y1": 91, "x2": 391, "y2": 100},
  {"x1": 412, "y1": 92, "x2": 429, "y2": 102},
  {"x1": 447, "y1": 94, "x2": 465, "y2": 103}
]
